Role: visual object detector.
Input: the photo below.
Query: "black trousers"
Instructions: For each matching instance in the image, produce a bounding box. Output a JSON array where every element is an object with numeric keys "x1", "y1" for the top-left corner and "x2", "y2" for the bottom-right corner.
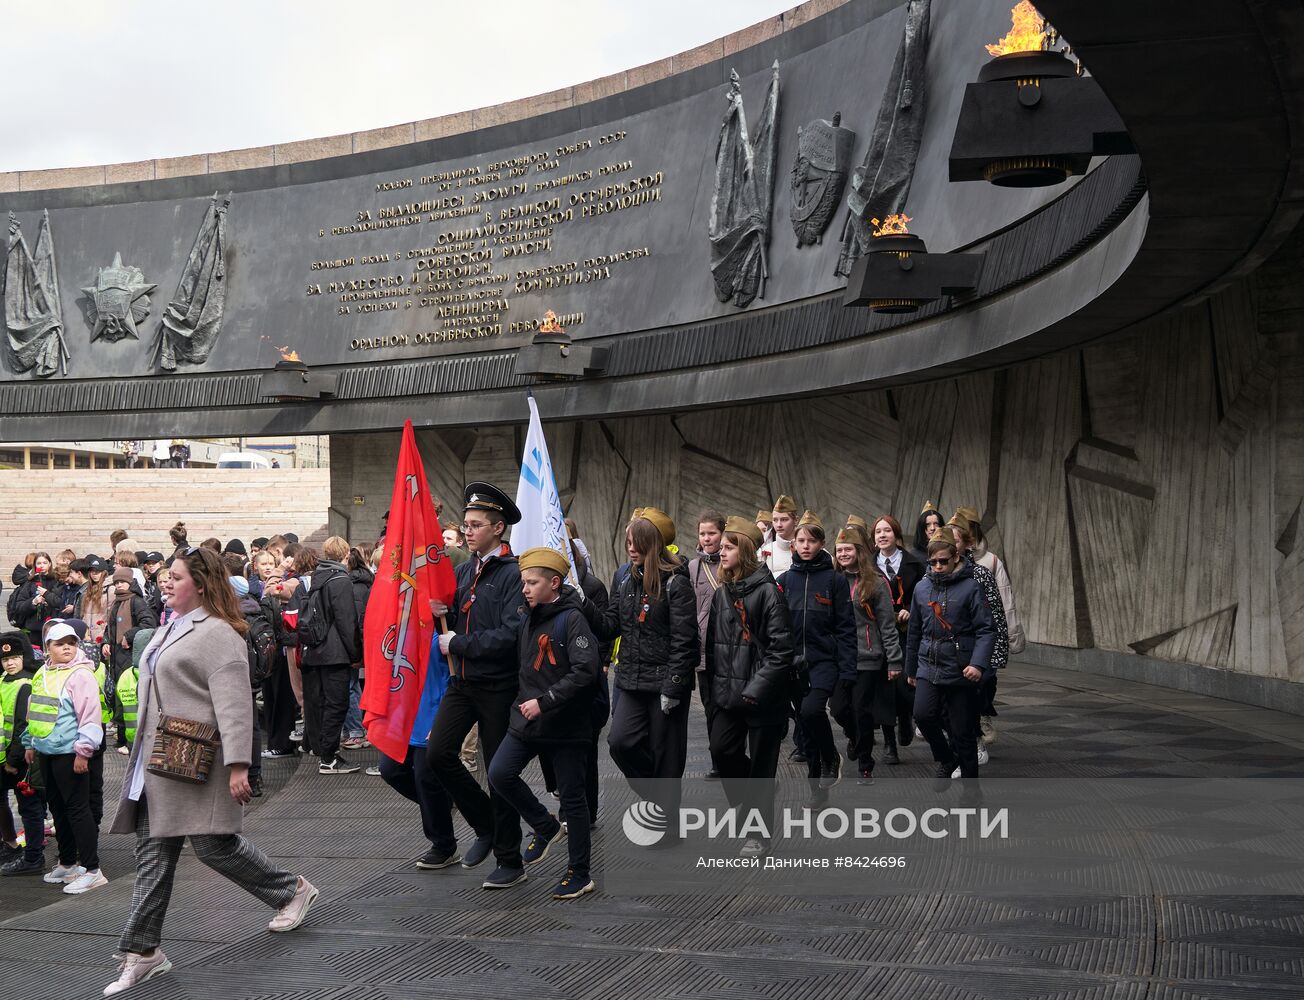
[
  {"x1": 110, "y1": 658, "x2": 132, "y2": 748},
  {"x1": 708, "y1": 709, "x2": 787, "y2": 842},
  {"x1": 540, "y1": 731, "x2": 601, "y2": 824},
  {"x1": 426, "y1": 681, "x2": 522, "y2": 868},
  {"x1": 43, "y1": 753, "x2": 99, "y2": 870},
  {"x1": 798, "y1": 687, "x2": 836, "y2": 778},
  {"x1": 979, "y1": 673, "x2": 999, "y2": 718},
  {"x1": 380, "y1": 745, "x2": 457, "y2": 855},
  {"x1": 607, "y1": 689, "x2": 690, "y2": 826},
  {"x1": 914, "y1": 677, "x2": 982, "y2": 778},
  {"x1": 489, "y1": 734, "x2": 591, "y2": 878},
  {"x1": 249, "y1": 691, "x2": 263, "y2": 781},
  {"x1": 829, "y1": 672, "x2": 894, "y2": 772},
  {"x1": 698, "y1": 674, "x2": 723, "y2": 773},
  {"x1": 1, "y1": 765, "x2": 46, "y2": 860},
  {"x1": 302, "y1": 663, "x2": 351, "y2": 762},
  {"x1": 263, "y1": 652, "x2": 297, "y2": 753}
]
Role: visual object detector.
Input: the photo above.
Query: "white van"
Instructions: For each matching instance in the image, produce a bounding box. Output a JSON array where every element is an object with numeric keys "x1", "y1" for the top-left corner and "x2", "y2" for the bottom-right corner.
[{"x1": 216, "y1": 451, "x2": 273, "y2": 469}]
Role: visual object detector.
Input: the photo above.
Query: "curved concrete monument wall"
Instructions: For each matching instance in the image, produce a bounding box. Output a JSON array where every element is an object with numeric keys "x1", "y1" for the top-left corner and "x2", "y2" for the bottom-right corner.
[{"x1": 0, "y1": 0, "x2": 1085, "y2": 396}]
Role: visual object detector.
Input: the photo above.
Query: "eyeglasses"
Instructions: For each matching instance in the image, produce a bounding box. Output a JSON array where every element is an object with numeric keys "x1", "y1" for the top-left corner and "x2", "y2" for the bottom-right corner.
[
  {"x1": 460, "y1": 521, "x2": 491, "y2": 533},
  {"x1": 927, "y1": 557, "x2": 952, "y2": 567}
]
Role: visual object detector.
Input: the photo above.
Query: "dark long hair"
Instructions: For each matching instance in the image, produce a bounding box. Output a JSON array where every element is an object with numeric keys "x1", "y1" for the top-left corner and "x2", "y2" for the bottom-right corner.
[
  {"x1": 172, "y1": 547, "x2": 248, "y2": 636},
  {"x1": 913, "y1": 509, "x2": 943, "y2": 553},
  {"x1": 625, "y1": 518, "x2": 678, "y2": 602}
]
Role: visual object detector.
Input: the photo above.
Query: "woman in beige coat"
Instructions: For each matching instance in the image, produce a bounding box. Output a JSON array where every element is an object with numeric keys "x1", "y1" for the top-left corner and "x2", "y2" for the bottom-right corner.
[{"x1": 104, "y1": 548, "x2": 319, "y2": 996}]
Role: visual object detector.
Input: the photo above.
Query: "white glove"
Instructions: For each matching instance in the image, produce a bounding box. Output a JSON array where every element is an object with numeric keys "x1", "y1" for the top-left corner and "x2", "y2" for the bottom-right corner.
[{"x1": 660, "y1": 695, "x2": 680, "y2": 715}]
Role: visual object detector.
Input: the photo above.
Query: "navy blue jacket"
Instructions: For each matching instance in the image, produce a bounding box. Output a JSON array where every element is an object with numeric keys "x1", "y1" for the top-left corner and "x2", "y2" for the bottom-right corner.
[
  {"x1": 904, "y1": 561, "x2": 996, "y2": 684},
  {"x1": 448, "y1": 544, "x2": 525, "y2": 690},
  {"x1": 777, "y1": 549, "x2": 857, "y2": 691}
]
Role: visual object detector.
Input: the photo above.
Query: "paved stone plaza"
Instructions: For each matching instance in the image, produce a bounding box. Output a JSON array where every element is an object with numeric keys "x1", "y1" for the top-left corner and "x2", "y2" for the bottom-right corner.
[{"x1": 2, "y1": 661, "x2": 1302, "y2": 1000}]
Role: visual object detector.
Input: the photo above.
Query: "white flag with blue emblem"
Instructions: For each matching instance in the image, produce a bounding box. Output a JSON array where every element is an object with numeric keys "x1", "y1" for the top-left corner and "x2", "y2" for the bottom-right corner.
[{"x1": 514, "y1": 394, "x2": 578, "y2": 587}]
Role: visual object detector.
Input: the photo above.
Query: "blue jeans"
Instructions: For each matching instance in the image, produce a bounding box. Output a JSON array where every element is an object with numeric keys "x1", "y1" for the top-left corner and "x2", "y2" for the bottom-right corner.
[
  {"x1": 342, "y1": 671, "x2": 365, "y2": 738},
  {"x1": 488, "y1": 732, "x2": 591, "y2": 878},
  {"x1": 378, "y1": 746, "x2": 457, "y2": 854}
]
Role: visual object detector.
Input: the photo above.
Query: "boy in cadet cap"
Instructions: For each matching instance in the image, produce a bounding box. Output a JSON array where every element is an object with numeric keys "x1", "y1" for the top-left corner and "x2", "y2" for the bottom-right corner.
[
  {"x1": 0, "y1": 630, "x2": 46, "y2": 875},
  {"x1": 487, "y1": 546, "x2": 600, "y2": 900}
]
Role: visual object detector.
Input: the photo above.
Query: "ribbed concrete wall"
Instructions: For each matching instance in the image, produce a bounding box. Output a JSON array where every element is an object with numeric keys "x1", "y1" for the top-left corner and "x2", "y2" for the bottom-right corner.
[{"x1": 0, "y1": 470, "x2": 330, "y2": 592}]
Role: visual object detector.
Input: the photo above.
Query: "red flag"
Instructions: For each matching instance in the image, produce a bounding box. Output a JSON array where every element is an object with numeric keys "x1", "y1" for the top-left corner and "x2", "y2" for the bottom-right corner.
[{"x1": 360, "y1": 420, "x2": 457, "y2": 761}]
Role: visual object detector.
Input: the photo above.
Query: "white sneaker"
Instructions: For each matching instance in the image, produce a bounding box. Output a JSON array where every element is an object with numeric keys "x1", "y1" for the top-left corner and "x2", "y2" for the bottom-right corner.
[
  {"x1": 269, "y1": 875, "x2": 319, "y2": 932},
  {"x1": 44, "y1": 863, "x2": 85, "y2": 884},
  {"x1": 977, "y1": 742, "x2": 990, "y2": 766},
  {"x1": 951, "y1": 765, "x2": 962, "y2": 779},
  {"x1": 365, "y1": 765, "x2": 382, "y2": 776},
  {"x1": 104, "y1": 949, "x2": 172, "y2": 995},
  {"x1": 115, "y1": 746, "x2": 131, "y2": 756},
  {"x1": 64, "y1": 868, "x2": 109, "y2": 894}
]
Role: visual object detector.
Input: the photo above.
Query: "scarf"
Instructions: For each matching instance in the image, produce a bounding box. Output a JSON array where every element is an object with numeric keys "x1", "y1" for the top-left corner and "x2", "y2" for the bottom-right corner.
[{"x1": 113, "y1": 587, "x2": 135, "y2": 649}]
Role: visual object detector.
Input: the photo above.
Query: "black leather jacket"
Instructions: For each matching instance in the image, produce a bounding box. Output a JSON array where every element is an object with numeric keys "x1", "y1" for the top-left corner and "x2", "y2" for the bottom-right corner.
[
  {"x1": 597, "y1": 561, "x2": 697, "y2": 699},
  {"x1": 704, "y1": 565, "x2": 793, "y2": 722}
]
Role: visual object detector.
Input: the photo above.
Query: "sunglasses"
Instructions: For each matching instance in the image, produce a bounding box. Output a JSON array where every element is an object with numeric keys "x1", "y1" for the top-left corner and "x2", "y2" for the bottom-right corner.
[{"x1": 927, "y1": 556, "x2": 953, "y2": 567}]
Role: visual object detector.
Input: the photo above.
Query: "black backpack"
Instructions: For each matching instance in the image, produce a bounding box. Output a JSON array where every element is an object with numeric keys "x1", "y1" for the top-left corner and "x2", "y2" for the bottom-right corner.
[
  {"x1": 246, "y1": 613, "x2": 277, "y2": 684},
  {"x1": 295, "y1": 582, "x2": 332, "y2": 649}
]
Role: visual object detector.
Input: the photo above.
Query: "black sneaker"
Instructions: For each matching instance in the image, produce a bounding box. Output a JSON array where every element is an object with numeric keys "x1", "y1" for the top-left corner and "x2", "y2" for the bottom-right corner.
[
  {"x1": 789, "y1": 748, "x2": 808, "y2": 764},
  {"x1": 0, "y1": 843, "x2": 20, "y2": 864},
  {"x1": 318, "y1": 756, "x2": 359, "y2": 775},
  {"x1": 897, "y1": 719, "x2": 913, "y2": 747},
  {"x1": 482, "y1": 865, "x2": 527, "y2": 890},
  {"x1": 523, "y1": 820, "x2": 564, "y2": 866},
  {"x1": 461, "y1": 835, "x2": 493, "y2": 868},
  {"x1": 845, "y1": 739, "x2": 857, "y2": 761},
  {"x1": 704, "y1": 769, "x2": 721, "y2": 780},
  {"x1": 415, "y1": 847, "x2": 461, "y2": 869},
  {"x1": 250, "y1": 776, "x2": 264, "y2": 798},
  {"x1": 857, "y1": 768, "x2": 874, "y2": 786},
  {"x1": 932, "y1": 760, "x2": 957, "y2": 793},
  {"x1": 0, "y1": 856, "x2": 46, "y2": 876},
  {"x1": 881, "y1": 746, "x2": 900, "y2": 765},
  {"x1": 551, "y1": 869, "x2": 594, "y2": 900},
  {"x1": 819, "y1": 758, "x2": 841, "y2": 789},
  {"x1": 261, "y1": 748, "x2": 295, "y2": 759}
]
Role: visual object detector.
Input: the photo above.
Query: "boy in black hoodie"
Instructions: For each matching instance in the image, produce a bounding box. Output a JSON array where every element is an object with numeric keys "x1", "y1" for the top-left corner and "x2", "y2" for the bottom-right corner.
[
  {"x1": 0, "y1": 630, "x2": 46, "y2": 875},
  {"x1": 486, "y1": 547, "x2": 599, "y2": 901}
]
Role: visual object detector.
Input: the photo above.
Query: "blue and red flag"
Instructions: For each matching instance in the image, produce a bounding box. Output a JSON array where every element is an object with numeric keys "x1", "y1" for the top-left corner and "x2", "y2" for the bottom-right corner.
[{"x1": 360, "y1": 420, "x2": 457, "y2": 761}]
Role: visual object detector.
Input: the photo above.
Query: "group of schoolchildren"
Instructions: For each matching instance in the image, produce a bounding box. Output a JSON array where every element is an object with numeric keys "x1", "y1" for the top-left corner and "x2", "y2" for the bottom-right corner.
[
  {"x1": 371, "y1": 483, "x2": 1021, "y2": 900},
  {"x1": 1, "y1": 487, "x2": 1021, "y2": 910}
]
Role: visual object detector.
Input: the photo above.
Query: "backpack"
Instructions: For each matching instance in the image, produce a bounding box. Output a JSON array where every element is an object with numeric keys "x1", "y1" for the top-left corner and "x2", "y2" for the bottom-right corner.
[
  {"x1": 295, "y1": 581, "x2": 332, "y2": 649},
  {"x1": 247, "y1": 614, "x2": 277, "y2": 684}
]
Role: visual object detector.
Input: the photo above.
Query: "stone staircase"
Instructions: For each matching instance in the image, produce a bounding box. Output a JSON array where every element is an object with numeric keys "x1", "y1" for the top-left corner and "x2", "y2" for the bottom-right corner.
[{"x1": 0, "y1": 469, "x2": 331, "y2": 587}]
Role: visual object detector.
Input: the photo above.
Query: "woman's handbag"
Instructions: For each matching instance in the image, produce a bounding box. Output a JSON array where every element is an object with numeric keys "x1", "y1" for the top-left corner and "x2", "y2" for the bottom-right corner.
[{"x1": 145, "y1": 672, "x2": 221, "y2": 785}]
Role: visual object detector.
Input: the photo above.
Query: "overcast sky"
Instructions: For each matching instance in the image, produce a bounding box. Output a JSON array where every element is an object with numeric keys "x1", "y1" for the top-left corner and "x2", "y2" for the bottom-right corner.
[{"x1": 0, "y1": 1, "x2": 797, "y2": 172}]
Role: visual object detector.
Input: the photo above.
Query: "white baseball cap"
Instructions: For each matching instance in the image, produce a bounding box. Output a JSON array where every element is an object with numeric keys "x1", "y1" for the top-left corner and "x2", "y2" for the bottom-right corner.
[{"x1": 44, "y1": 622, "x2": 79, "y2": 645}]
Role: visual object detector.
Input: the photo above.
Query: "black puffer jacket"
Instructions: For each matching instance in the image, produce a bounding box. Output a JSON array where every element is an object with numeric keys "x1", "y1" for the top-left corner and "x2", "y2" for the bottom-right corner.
[
  {"x1": 597, "y1": 561, "x2": 697, "y2": 699},
  {"x1": 576, "y1": 565, "x2": 612, "y2": 725},
  {"x1": 704, "y1": 565, "x2": 793, "y2": 722},
  {"x1": 299, "y1": 560, "x2": 361, "y2": 668},
  {"x1": 510, "y1": 586, "x2": 600, "y2": 744},
  {"x1": 349, "y1": 566, "x2": 374, "y2": 651},
  {"x1": 447, "y1": 545, "x2": 524, "y2": 689},
  {"x1": 10, "y1": 573, "x2": 61, "y2": 637}
]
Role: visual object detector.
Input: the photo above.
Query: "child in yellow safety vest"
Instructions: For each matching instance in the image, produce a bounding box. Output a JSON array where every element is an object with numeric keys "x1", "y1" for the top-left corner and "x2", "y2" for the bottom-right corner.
[
  {"x1": 22, "y1": 621, "x2": 108, "y2": 895},
  {"x1": 0, "y1": 630, "x2": 47, "y2": 876}
]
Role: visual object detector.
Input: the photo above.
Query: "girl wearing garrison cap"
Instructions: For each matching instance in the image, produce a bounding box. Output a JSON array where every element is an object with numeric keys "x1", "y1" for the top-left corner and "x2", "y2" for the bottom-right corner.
[
  {"x1": 597, "y1": 507, "x2": 698, "y2": 843},
  {"x1": 703, "y1": 517, "x2": 794, "y2": 858},
  {"x1": 776, "y1": 512, "x2": 857, "y2": 803}
]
